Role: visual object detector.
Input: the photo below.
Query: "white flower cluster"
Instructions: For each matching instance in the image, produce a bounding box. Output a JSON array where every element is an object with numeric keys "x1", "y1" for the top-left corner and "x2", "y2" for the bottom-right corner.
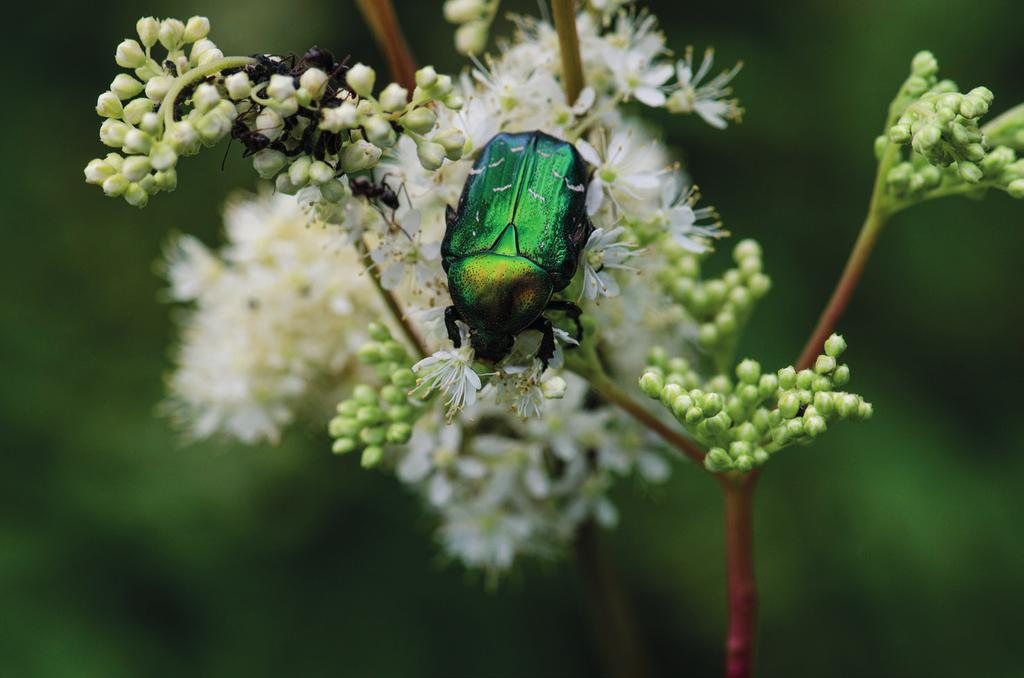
[
  {"x1": 84, "y1": 16, "x2": 465, "y2": 208},
  {"x1": 161, "y1": 190, "x2": 377, "y2": 443},
  {"x1": 120, "y1": 5, "x2": 748, "y2": 573},
  {"x1": 399, "y1": 375, "x2": 669, "y2": 572}
]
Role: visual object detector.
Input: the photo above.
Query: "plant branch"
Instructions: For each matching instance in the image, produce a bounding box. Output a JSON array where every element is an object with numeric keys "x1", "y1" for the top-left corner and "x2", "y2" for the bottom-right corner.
[
  {"x1": 551, "y1": 0, "x2": 585, "y2": 105},
  {"x1": 355, "y1": 237, "x2": 428, "y2": 359},
  {"x1": 585, "y1": 365, "x2": 706, "y2": 464},
  {"x1": 160, "y1": 56, "x2": 256, "y2": 129},
  {"x1": 722, "y1": 475, "x2": 758, "y2": 678},
  {"x1": 355, "y1": 0, "x2": 418, "y2": 92}
]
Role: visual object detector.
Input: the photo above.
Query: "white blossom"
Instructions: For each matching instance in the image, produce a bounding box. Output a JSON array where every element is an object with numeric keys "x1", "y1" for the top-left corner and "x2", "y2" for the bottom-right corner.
[
  {"x1": 161, "y1": 190, "x2": 376, "y2": 443},
  {"x1": 579, "y1": 226, "x2": 640, "y2": 300},
  {"x1": 667, "y1": 47, "x2": 743, "y2": 129}
]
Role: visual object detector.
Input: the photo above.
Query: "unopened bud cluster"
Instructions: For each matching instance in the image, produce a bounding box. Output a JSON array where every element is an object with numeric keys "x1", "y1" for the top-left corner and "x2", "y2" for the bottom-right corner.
[
  {"x1": 85, "y1": 17, "x2": 466, "y2": 208},
  {"x1": 639, "y1": 334, "x2": 872, "y2": 473},
  {"x1": 443, "y1": 0, "x2": 499, "y2": 55},
  {"x1": 328, "y1": 324, "x2": 423, "y2": 468},
  {"x1": 657, "y1": 239, "x2": 771, "y2": 367},
  {"x1": 879, "y1": 51, "x2": 1024, "y2": 201}
]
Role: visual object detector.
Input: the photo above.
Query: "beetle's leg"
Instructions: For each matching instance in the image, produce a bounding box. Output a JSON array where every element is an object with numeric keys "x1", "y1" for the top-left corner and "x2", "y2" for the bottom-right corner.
[
  {"x1": 445, "y1": 203, "x2": 457, "y2": 229},
  {"x1": 545, "y1": 300, "x2": 584, "y2": 344},
  {"x1": 528, "y1": 316, "x2": 556, "y2": 370},
  {"x1": 444, "y1": 306, "x2": 463, "y2": 348}
]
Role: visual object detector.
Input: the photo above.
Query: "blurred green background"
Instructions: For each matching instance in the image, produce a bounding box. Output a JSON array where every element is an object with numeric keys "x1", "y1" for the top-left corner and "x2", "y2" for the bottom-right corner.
[{"x1": 3, "y1": 0, "x2": 1022, "y2": 676}]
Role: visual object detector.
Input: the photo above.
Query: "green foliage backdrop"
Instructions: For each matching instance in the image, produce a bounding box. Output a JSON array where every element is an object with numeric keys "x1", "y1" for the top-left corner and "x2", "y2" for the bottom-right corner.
[{"x1": 2, "y1": 0, "x2": 1022, "y2": 675}]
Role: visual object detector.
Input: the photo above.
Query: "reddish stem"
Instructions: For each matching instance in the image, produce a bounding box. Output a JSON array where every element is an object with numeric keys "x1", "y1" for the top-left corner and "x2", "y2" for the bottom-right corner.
[
  {"x1": 722, "y1": 475, "x2": 758, "y2": 678},
  {"x1": 354, "y1": 0, "x2": 418, "y2": 91}
]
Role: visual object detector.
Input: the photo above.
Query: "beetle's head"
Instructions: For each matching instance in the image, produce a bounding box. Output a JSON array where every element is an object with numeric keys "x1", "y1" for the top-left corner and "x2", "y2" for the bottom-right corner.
[{"x1": 468, "y1": 329, "x2": 515, "y2": 364}]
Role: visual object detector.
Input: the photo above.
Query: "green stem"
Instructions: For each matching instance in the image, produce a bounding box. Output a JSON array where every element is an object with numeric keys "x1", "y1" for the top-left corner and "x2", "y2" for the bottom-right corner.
[
  {"x1": 551, "y1": 0, "x2": 585, "y2": 105},
  {"x1": 159, "y1": 56, "x2": 256, "y2": 130},
  {"x1": 583, "y1": 362, "x2": 705, "y2": 464},
  {"x1": 355, "y1": 238, "x2": 428, "y2": 359}
]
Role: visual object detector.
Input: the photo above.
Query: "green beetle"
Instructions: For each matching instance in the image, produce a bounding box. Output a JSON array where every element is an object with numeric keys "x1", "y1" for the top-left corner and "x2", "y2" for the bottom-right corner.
[{"x1": 442, "y1": 130, "x2": 592, "y2": 367}]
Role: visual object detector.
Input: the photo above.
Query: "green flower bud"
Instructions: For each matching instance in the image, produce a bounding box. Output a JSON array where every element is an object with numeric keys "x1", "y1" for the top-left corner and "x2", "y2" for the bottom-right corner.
[
  {"x1": 824, "y1": 333, "x2": 847, "y2": 358},
  {"x1": 123, "y1": 128, "x2": 152, "y2": 155},
  {"x1": 734, "y1": 456, "x2": 754, "y2": 472},
  {"x1": 158, "y1": 18, "x2": 185, "y2": 50},
  {"x1": 392, "y1": 368, "x2": 416, "y2": 389},
  {"x1": 252, "y1": 149, "x2": 287, "y2": 179},
  {"x1": 346, "y1": 63, "x2": 376, "y2": 97},
  {"x1": 758, "y1": 374, "x2": 778, "y2": 398},
  {"x1": 734, "y1": 422, "x2": 759, "y2": 443},
  {"x1": 698, "y1": 323, "x2": 719, "y2": 347},
  {"x1": 958, "y1": 161, "x2": 983, "y2": 183},
  {"x1": 115, "y1": 39, "x2": 146, "y2": 68},
  {"x1": 811, "y1": 376, "x2": 831, "y2": 393},
  {"x1": 99, "y1": 119, "x2": 130, "y2": 148},
  {"x1": 120, "y1": 155, "x2": 150, "y2": 183},
  {"x1": 833, "y1": 364, "x2": 850, "y2": 386},
  {"x1": 704, "y1": 448, "x2": 733, "y2": 472},
  {"x1": 777, "y1": 366, "x2": 796, "y2": 390},
  {"x1": 733, "y1": 239, "x2": 761, "y2": 261},
  {"x1": 102, "y1": 173, "x2": 129, "y2": 197},
  {"x1": 399, "y1": 106, "x2": 437, "y2": 134},
  {"x1": 332, "y1": 437, "x2": 357, "y2": 454},
  {"x1": 388, "y1": 404, "x2": 416, "y2": 422},
  {"x1": 96, "y1": 91, "x2": 124, "y2": 119},
  {"x1": 705, "y1": 412, "x2": 732, "y2": 434},
  {"x1": 416, "y1": 140, "x2": 447, "y2": 170},
  {"x1": 752, "y1": 448, "x2": 770, "y2": 465},
  {"x1": 671, "y1": 394, "x2": 694, "y2": 419},
  {"x1": 736, "y1": 359, "x2": 761, "y2": 384},
  {"x1": 340, "y1": 140, "x2": 382, "y2": 173},
  {"x1": 660, "y1": 383, "x2": 683, "y2": 407},
  {"x1": 737, "y1": 383, "x2": 759, "y2": 405},
  {"x1": 813, "y1": 391, "x2": 834, "y2": 416},
  {"x1": 412, "y1": 67, "x2": 437, "y2": 93},
  {"x1": 309, "y1": 160, "x2": 335, "y2": 185},
  {"x1": 684, "y1": 406, "x2": 703, "y2": 425},
  {"x1": 815, "y1": 355, "x2": 837, "y2": 374},
  {"x1": 911, "y1": 51, "x2": 938, "y2": 78},
  {"x1": 361, "y1": 446, "x2": 384, "y2": 468},
  {"x1": 857, "y1": 401, "x2": 874, "y2": 420},
  {"x1": 778, "y1": 391, "x2": 800, "y2": 419},
  {"x1": 455, "y1": 20, "x2": 489, "y2": 55},
  {"x1": 639, "y1": 370, "x2": 664, "y2": 398},
  {"x1": 1007, "y1": 179, "x2": 1024, "y2": 199},
  {"x1": 360, "y1": 426, "x2": 386, "y2": 446},
  {"x1": 183, "y1": 16, "x2": 211, "y2": 43},
  {"x1": 84, "y1": 158, "x2": 117, "y2": 185},
  {"x1": 804, "y1": 415, "x2": 827, "y2": 437},
  {"x1": 748, "y1": 273, "x2": 771, "y2": 298},
  {"x1": 435, "y1": 128, "x2": 467, "y2": 160},
  {"x1": 149, "y1": 142, "x2": 177, "y2": 171},
  {"x1": 386, "y1": 422, "x2": 413, "y2": 444}
]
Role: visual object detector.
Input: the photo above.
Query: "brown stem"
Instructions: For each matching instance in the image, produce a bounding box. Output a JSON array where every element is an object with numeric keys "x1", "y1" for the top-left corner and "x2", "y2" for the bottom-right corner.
[
  {"x1": 355, "y1": 238, "x2": 428, "y2": 358},
  {"x1": 722, "y1": 475, "x2": 758, "y2": 678},
  {"x1": 574, "y1": 521, "x2": 653, "y2": 678},
  {"x1": 587, "y1": 370, "x2": 706, "y2": 464},
  {"x1": 354, "y1": 0, "x2": 418, "y2": 91},
  {"x1": 550, "y1": 0, "x2": 585, "y2": 105}
]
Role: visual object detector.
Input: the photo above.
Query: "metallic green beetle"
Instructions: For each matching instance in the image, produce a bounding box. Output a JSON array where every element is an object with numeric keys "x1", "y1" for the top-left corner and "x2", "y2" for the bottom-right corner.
[{"x1": 442, "y1": 130, "x2": 592, "y2": 367}]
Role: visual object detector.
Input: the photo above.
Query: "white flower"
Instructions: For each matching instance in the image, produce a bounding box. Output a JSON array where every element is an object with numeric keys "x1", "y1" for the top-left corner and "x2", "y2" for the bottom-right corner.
[
  {"x1": 599, "y1": 13, "x2": 674, "y2": 107},
  {"x1": 667, "y1": 47, "x2": 743, "y2": 129},
  {"x1": 162, "y1": 190, "x2": 376, "y2": 443},
  {"x1": 486, "y1": 360, "x2": 546, "y2": 419},
  {"x1": 576, "y1": 128, "x2": 668, "y2": 218},
  {"x1": 650, "y1": 178, "x2": 726, "y2": 252},
  {"x1": 439, "y1": 502, "x2": 537, "y2": 572},
  {"x1": 412, "y1": 346, "x2": 482, "y2": 420},
  {"x1": 579, "y1": 226, "x2": 640, "y2": 300}
]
